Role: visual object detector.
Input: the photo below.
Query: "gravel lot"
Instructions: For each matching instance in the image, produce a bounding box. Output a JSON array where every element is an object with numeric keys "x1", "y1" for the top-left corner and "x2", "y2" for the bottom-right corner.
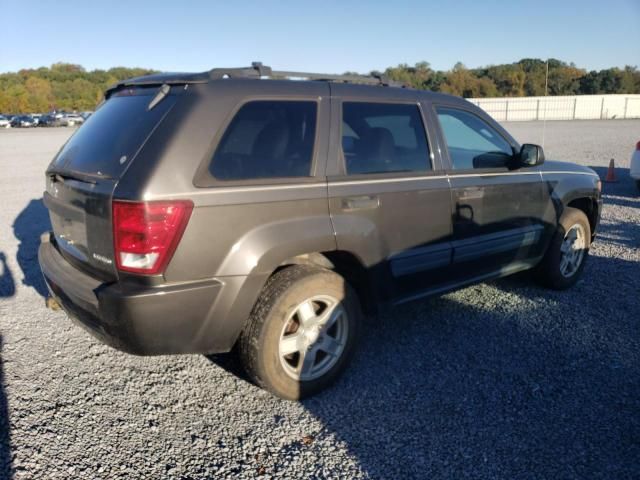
[{"x1": 0, "y1": 120, "x2": 639, "y2": 479}]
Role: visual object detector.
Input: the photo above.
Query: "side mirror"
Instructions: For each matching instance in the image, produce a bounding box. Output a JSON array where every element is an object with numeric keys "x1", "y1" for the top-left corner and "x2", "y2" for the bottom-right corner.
[{"x1": 517, "y1": 143, "x2": 545, "y2": 168}]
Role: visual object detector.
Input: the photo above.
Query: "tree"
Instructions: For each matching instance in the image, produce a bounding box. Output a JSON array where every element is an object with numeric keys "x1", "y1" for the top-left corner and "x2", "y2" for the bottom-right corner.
[
  {"x1": 25, "y1": 77, "x2": 53, "y2": 112},
  {"x1": 485, "y1": 64, "x2": 526, "y2": 96},
  {"x1": 547, "y1": 65, "x2": 584, "y2": 95},
  {"x1": 440, "y1": 63, "x2": 498, "y2": 98},
  {"x1": 385, "y1": 62, "x2": 433, "y2": 89},
  {"x1": 619, "y1": 66, "x2": 640, "y2": 94},
  {"x1": 580, "y1": 70, "x2": 605, "y2": 94},
  {"x1": 1, "y1": 84, "x2": 29, "y2": 112},
  {"x1": 518, "y1": 59, "x2": 547, "y2": 96}
]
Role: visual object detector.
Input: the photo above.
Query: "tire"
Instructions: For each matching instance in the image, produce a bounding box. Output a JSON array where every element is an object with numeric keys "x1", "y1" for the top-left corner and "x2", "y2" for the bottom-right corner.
[
  {"x1": 238, "y1": 265, "x2": 361, "y2": 400},
  {"x1": 535, "y1": 207, "x2": 591, "y2": 290}
]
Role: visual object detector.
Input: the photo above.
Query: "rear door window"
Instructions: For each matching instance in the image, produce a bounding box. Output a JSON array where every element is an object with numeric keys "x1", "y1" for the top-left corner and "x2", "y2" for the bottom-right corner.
[
  {"x1": 51, "y1": 87, "x2": 176, "y2": 178},
  {"x1": 210, "y1": 101, "x2": 317, "y2": 180},
  {"x1": 341, "y1": 102, "x2": 430, "y2": 175}
]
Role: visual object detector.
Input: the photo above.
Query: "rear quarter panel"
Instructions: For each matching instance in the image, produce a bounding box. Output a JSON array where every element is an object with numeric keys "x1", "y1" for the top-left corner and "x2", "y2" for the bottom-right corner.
[{"x1": 115, "y1": 79, "x2": 334, "y2": 283}]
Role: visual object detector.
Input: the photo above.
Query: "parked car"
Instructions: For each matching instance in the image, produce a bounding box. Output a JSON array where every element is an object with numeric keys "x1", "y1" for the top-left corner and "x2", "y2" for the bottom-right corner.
[
  {"x1": 61, "y1": 113, "x2": 85, "y2": 126},
  {"x1": 631, "y1": 141, "x2": 640, "y2": 191},
  {"x1": 53, "y1": 114, "x2": 68, "y2": 126},
  {"x1": 38, "y1": 63, "x2": 602, "y2": 400},
  {"x1": 10, "y1": 115, "x2": 36, "y2": 127},
  {"x1": 0, "y1": 115, "x2": 10, "y2": 128},
  {"x1": 38, "y1": 114, "x2": 58, "y2": 127}
]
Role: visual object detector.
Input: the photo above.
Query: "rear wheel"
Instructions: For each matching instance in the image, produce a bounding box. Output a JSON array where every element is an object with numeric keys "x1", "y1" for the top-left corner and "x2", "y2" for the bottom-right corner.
[
  {"x1": 535, "y1": 207, "x2": 591, "y2": 290},
  {"x1": 238, "y1": 265, "x2": 360, "y2": 400}
]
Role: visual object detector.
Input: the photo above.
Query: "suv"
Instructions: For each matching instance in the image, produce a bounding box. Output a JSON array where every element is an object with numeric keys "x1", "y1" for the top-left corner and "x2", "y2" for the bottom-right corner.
[{"x1": 38, "y1": 63, "x2": 602, "y2": 400}]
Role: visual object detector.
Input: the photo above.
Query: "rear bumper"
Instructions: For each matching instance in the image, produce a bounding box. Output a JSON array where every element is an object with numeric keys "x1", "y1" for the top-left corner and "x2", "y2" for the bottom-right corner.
[{"x1": 38, "y1": 238, "x2": 262, "y2": 355}]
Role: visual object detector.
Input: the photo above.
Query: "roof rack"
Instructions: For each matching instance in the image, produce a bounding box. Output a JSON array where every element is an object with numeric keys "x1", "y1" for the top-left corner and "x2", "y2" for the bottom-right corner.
[{"x1": 208, "y1": 62, "x2": 406, "y2": 88}]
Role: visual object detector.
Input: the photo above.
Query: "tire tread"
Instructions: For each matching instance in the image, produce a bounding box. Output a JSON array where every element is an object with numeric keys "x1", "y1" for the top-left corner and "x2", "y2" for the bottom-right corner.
[
  {"x1": 238, "y1": 265, "x2": 343, "y2": 396},
  {"x1": 535, "y1": 206, "x2": 591, "y2": 290}
]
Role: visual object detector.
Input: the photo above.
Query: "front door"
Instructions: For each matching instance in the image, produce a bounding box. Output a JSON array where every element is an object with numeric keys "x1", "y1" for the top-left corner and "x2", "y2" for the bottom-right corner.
[{"x1": 433, "y1": 105, "x2": 548, "y2": 280}]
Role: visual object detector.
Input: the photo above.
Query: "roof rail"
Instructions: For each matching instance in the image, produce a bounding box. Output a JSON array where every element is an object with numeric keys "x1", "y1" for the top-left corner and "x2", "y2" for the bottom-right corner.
[
  {"x1": 208, "y1": 61, "x2": 273, "y2": 80},
  {"x1": 208, "y1": 61, "x2": 406, "y2": 88}
]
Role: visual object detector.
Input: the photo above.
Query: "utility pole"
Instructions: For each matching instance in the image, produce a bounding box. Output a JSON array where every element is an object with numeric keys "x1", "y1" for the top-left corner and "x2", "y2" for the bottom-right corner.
[{"x1": 541, "y1": 60, "x2": 549, "y2": 147}]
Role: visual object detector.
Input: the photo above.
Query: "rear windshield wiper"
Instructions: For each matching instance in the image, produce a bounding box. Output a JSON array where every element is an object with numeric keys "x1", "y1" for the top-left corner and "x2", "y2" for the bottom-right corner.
[
  {"x1": 147, "y1": 84, "x2": 171, "y2": 111},
  {"x1": 47, "y1": 168, "x2": 100, "y2": 184}
]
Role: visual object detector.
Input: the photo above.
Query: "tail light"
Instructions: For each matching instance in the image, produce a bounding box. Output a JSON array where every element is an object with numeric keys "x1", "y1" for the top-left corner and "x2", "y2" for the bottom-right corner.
[
  {"x1": 636, "y1": 140, "x2": 640, "y2": 151},
  {"x1": 112, "y1": 200, "x2": 193, "y2": 275}
]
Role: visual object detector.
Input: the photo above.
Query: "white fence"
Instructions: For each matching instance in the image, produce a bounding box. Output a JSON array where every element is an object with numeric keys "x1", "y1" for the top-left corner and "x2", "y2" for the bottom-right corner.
[{"x1": 467, "y1": 94, "x2": 640, "y2": 122}]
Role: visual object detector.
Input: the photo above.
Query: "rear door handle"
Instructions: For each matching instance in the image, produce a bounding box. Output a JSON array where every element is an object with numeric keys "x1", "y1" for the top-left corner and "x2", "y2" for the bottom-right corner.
[{"x1": 342, "y1": 195, "x2": 379, "y2": 211}]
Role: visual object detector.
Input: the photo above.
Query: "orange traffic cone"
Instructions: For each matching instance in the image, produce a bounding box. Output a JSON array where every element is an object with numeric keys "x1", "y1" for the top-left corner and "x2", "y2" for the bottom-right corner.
[{"x1": 605, "y1": 158, "x2": 617, "y2": 182}]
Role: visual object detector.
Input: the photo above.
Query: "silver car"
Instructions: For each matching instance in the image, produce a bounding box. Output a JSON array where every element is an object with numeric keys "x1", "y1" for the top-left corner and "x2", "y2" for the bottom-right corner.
[{"x1": 61, "y1": 114, "x2": 85, "y2": 126}]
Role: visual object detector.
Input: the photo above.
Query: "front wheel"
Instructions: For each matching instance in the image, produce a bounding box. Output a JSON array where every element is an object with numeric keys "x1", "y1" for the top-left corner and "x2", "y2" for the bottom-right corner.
[
  {"x1": 535, "y1": 207, "x2": 591, "y2": 290},
  {"x1": 238, "y1": 265, "x2": 361, "y2": 400}
]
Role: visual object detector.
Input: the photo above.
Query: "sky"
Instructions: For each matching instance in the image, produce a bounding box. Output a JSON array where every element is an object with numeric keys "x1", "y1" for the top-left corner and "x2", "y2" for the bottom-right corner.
[{"x1": 1, "y1": 0, "x2": 639, "y2": 74}]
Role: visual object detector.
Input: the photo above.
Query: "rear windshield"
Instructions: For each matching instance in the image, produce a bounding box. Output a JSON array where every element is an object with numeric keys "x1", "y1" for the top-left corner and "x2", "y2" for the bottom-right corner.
[{"x1": 51, "y1": 88, "x2": 176, "y2": 178}]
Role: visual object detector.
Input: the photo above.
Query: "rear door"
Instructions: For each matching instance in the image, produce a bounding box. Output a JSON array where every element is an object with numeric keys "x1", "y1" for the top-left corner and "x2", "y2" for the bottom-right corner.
[
  {"x1": 432, "y1": 104, "x2": 547, "y2": 278},
  {"x1": 326, "y1": 86, "x2": 453, "y2": 302},
  {"x1": 44, "y1": 86, "x2": 179, "y2": 280}
]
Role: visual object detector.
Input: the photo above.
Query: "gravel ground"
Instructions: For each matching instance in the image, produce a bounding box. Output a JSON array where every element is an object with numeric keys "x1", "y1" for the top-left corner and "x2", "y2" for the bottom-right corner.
[{"x1": 0, "y1": 120, "x2": 638, "y2": 479}]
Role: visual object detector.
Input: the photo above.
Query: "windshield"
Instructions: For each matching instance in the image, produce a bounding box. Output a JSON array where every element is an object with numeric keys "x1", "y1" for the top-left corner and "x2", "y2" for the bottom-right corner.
[{"x1": 51, "y1": 87, "x2": 176, "y2": 178}]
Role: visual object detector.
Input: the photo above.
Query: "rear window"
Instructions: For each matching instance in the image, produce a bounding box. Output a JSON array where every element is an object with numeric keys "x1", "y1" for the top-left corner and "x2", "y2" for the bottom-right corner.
[
  {"x1": 210, "y1": 100, "x2": 317, "y2": 181},
  {"x1": 51, "y1": 88, "x2": 176, "y2": 178}
]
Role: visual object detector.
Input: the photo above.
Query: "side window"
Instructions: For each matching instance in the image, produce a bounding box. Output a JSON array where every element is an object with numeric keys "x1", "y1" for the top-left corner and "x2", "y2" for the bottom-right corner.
[
  {"x1": 342, "y1": 102, "x2": 430, "y2": 175},
  {"x1": 436, "y1": 107, "x2": 513, "y2": 170},
  {"x1": 210, "y1": 101, "x2": 317, "y2": 180}
]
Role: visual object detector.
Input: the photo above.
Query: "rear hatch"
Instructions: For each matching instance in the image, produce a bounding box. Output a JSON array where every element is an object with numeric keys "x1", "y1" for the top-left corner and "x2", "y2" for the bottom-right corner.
[{"x1": 44, "y1": 86, "x2": 178, "y2": 280}]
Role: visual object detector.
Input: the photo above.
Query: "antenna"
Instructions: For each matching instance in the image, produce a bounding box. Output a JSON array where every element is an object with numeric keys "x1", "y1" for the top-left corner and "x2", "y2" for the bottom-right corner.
[{"x1": 541, "y1": 60, "x2": 549, "y2": 147}]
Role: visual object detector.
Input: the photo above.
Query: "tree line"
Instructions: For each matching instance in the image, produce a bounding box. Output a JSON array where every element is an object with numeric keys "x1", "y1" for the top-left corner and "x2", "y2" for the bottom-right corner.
[
  {"x1": 0, "y1": 63, "x2": 156, "y2": 114},
  {"x1": 382, "y1": 59, "x2": 640, "y2": 98},
  {"x1": 1, "y1": 59, "x2": 639, "y2": 114}
]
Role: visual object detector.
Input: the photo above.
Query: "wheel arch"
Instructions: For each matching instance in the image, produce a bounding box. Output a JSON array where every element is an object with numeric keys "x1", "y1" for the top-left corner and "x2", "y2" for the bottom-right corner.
[
  {"x1": 566, "y1": 196, "x2": 599, "y2": 238},
  {"x1": 276, "y1": 250, "x2": 378, "y2": 315},
  {"x1": 224, "y1": 249, "x2": 378, "y2": 353}
]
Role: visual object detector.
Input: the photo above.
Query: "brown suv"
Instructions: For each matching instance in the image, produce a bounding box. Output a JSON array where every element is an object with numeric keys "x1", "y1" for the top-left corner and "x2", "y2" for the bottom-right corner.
[{"x1": 39, "y1": 63, "x2": 602, "y2": 399}]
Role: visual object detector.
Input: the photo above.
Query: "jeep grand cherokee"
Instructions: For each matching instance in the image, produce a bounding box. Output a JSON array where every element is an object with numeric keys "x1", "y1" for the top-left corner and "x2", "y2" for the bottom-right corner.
[{"x1": 39, "y1": 63, "x2": 602, "y2": 400}]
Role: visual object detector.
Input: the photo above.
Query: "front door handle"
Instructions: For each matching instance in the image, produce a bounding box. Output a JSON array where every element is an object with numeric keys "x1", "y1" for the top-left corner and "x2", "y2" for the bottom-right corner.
[
  {"x1": 342, "y1": 195, "x2": 380, "y2": 211},
  {"x1": 456, "y1": 203, "x2": 474, "y2": 221}
]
